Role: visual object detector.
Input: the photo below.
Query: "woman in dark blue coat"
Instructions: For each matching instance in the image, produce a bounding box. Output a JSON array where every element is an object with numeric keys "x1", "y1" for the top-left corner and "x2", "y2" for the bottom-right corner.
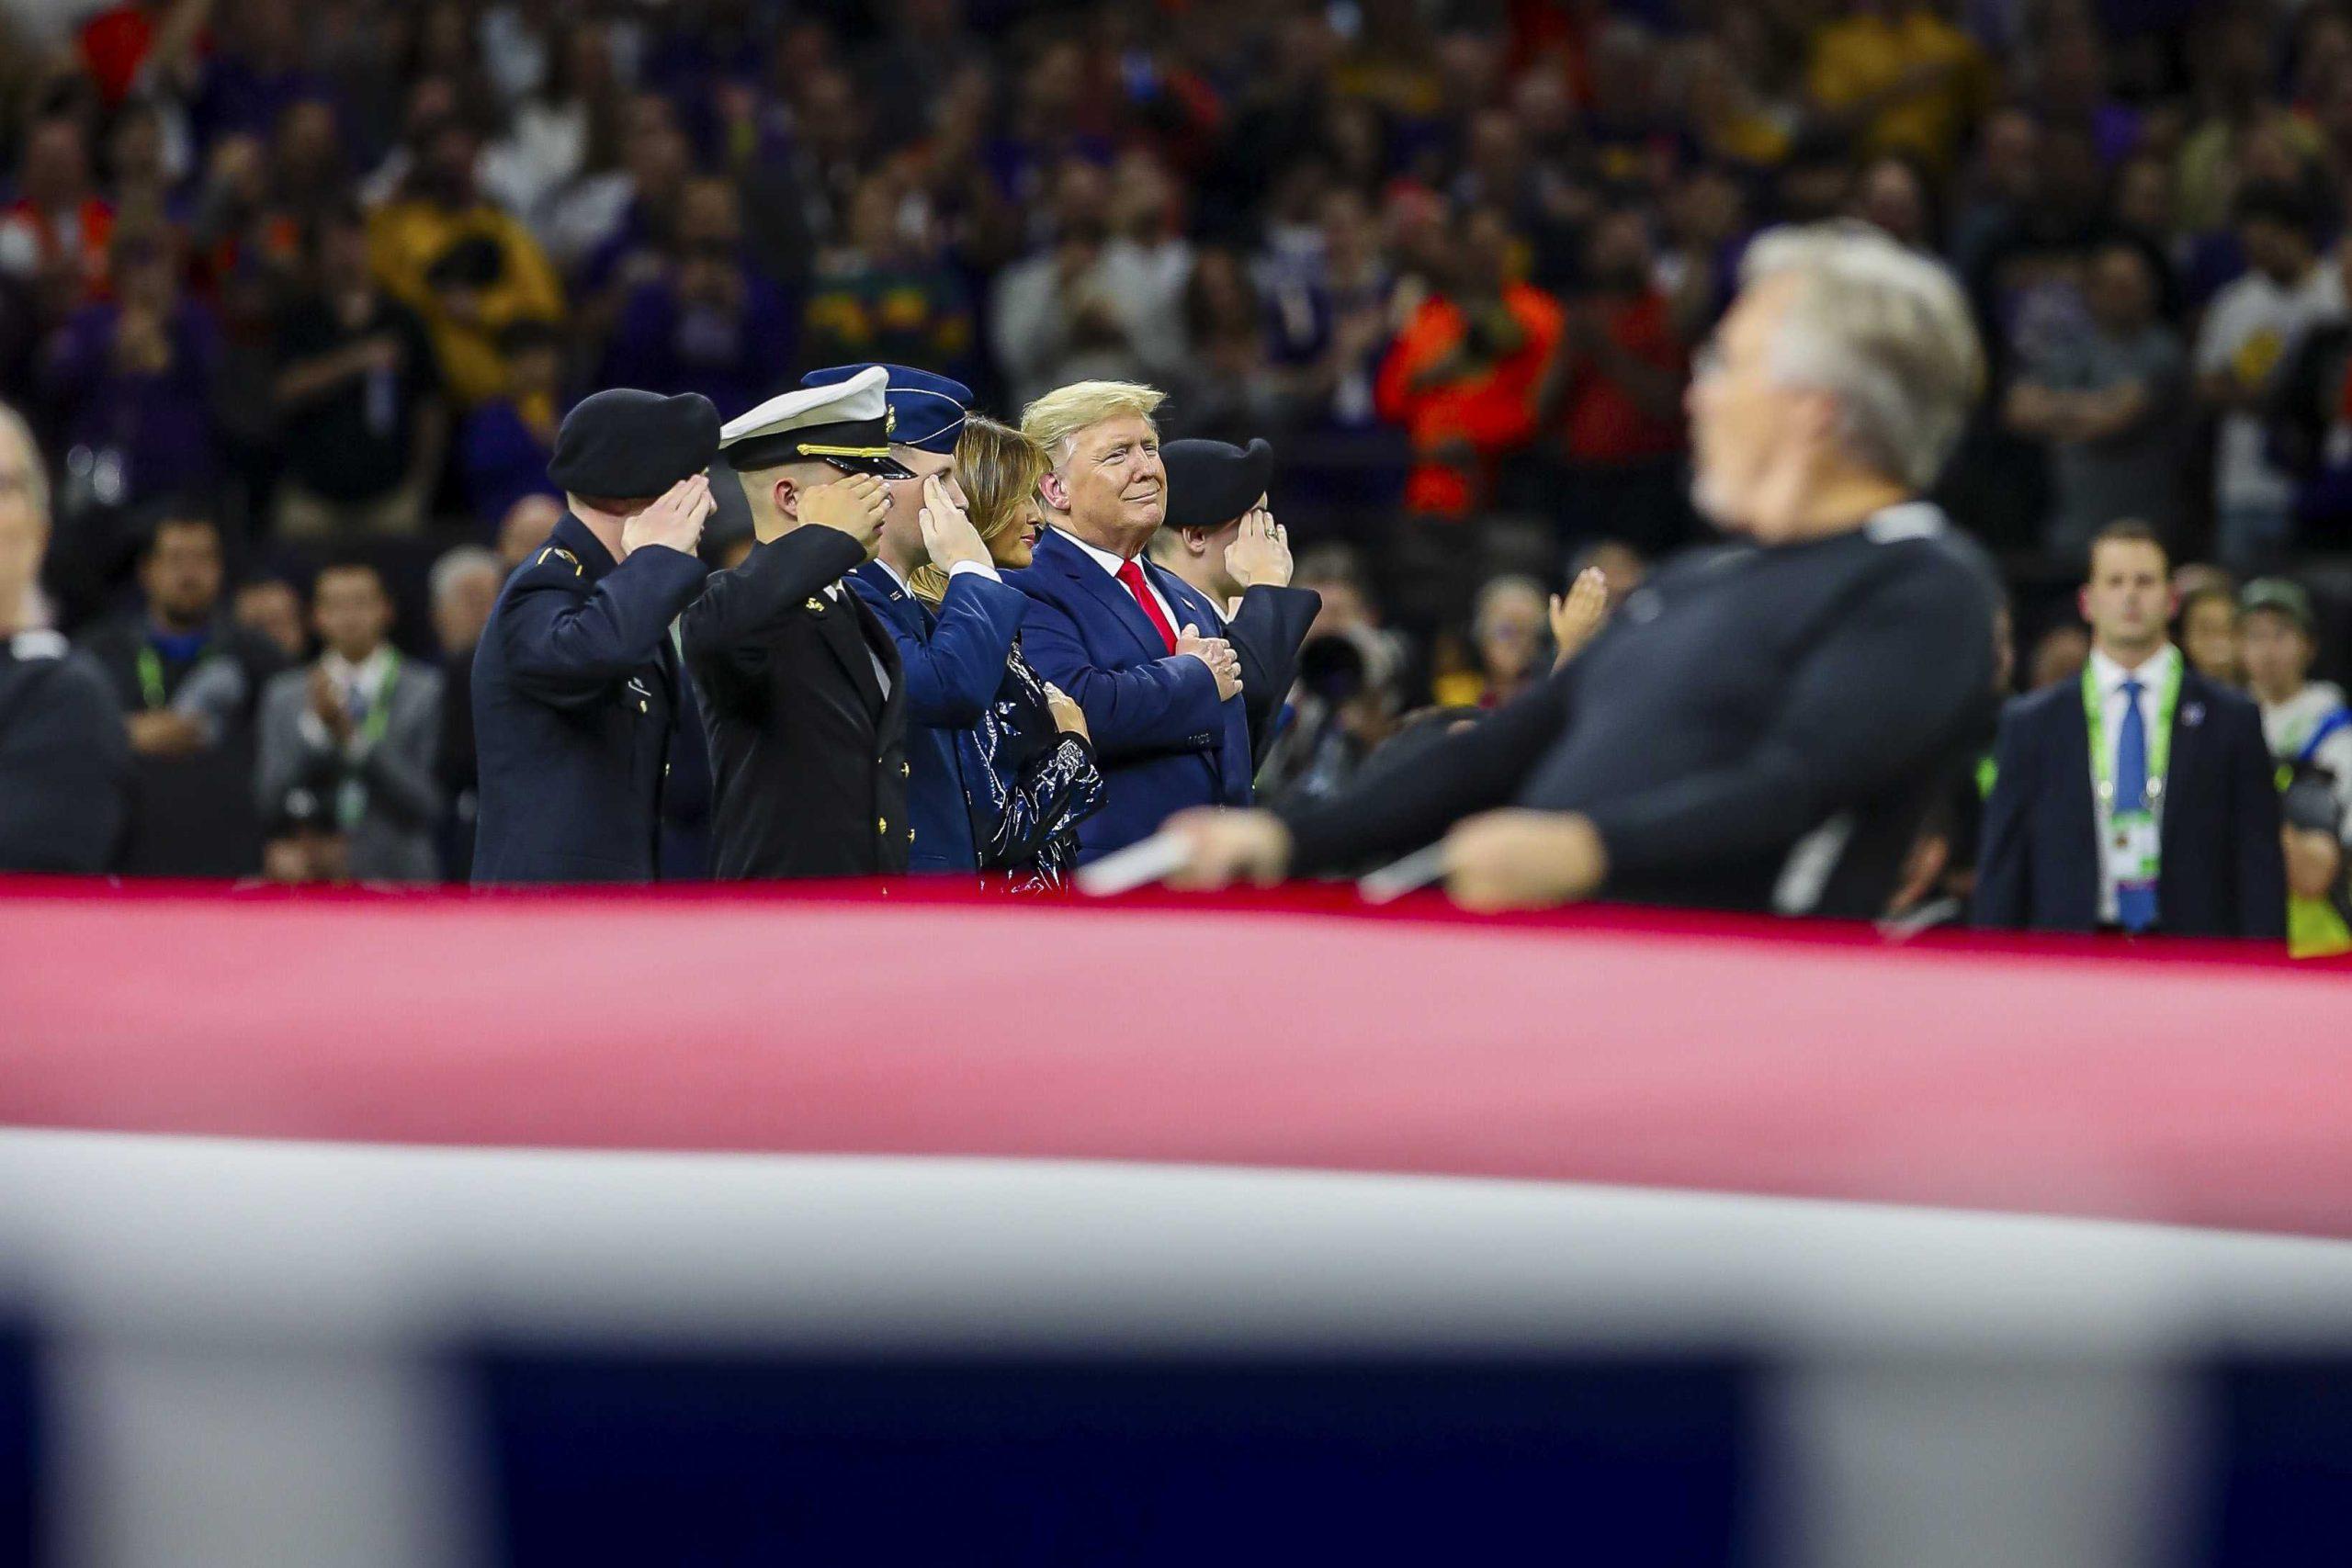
[{"x1": 909, "y1": 415, "x2": 1103, "y2": 889}]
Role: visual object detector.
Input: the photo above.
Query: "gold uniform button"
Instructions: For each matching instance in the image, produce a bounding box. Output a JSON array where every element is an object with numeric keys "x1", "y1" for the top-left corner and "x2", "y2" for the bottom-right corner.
[
  {"x1": 900, "y1": 761, "x2": 910, "y2": 778},
  {"x1": 876, "y1": 817, "x2": 888, "y2": 835}
]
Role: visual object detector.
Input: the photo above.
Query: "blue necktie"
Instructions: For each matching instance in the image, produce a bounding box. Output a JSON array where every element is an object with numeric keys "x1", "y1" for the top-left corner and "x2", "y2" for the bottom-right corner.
[{"x1": 2114, "y1": 677, "x2": 2156, "y2": 931}]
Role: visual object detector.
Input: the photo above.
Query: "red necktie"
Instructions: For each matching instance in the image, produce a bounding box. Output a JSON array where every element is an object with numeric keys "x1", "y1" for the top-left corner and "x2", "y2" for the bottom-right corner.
[{"x1": 1115, "y1": 558, "x2": 1180, "y2": 655}]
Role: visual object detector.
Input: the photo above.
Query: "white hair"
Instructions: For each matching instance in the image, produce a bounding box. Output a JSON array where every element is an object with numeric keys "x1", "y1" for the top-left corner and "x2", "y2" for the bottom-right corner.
[
  {"x1": 0, "y1": 401, "x2": 48, "y2": 522},
  {"x1": 1739, "y1": 220, "x2": 1984, "y2": 490},
  {"x1": 429, "y1": 544, "x2": 503, "y2": 607}
]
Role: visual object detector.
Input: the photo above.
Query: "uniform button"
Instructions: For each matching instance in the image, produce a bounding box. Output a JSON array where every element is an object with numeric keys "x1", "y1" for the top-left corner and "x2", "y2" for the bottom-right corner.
[
  {"x1": 876, "y1": 816, "x2": 888, "y2": 835},
  {"x1": 900, "y1": 761, "x2": 910, "y2": 778}
]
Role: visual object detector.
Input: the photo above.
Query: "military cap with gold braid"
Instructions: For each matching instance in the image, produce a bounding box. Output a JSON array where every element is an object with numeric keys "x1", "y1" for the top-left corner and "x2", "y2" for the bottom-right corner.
[{"x1": 718, "y1": 365, "x2": 913, "y2": 479}]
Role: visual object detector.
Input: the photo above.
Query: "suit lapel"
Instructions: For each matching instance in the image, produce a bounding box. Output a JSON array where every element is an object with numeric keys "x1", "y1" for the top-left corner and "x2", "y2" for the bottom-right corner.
[
  {"x1": 814, "y1": 594, "x2": 886, "y2": 715},
  {"x1": 1046, "y1": 530, "x2": 1168, "y2": 662},
  {"x1": 2059, "y1": 690, "x2": 2099, "y2": 866},
  {"x1": 1152, "y1": 566, "x2": 1221, "y2": 637},
  {"x1": 2159, "y1": 671, "x2": 2212, "y2": 863}
]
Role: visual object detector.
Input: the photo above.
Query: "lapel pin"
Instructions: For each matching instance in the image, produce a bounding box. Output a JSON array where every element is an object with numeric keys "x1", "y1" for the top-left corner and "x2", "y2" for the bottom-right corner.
[{"x1": 2183, "y1": 702, "x2": 2205, "y2": 728}]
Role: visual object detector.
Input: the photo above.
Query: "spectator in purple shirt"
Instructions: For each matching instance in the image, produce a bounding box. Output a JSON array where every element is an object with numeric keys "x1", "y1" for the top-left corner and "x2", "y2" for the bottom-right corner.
[{"x1": 41, "y1": 225, "x2": 219, "y2": 517}]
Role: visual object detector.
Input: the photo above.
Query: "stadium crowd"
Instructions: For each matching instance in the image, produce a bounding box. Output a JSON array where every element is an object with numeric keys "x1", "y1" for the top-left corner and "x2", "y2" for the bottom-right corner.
[{"x1": 0, "y1": 0, "x2": 2347, "y2": 951}]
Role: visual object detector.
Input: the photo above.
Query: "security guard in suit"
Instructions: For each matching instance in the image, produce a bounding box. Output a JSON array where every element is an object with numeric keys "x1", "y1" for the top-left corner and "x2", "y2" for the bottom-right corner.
[
  {"x1": 809, "y1": 364, "x2": 1030, "y2": 874},
  {"x1": 683, "y1": 367, "x2": 912, "y2": 878},
  {"x1": 471, "y1": 389, "x2": 718, "y2": 884}
]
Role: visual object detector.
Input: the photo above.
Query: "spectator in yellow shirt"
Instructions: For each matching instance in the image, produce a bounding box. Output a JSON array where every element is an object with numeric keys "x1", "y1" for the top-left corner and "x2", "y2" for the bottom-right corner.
[
  {"x1": 368, "y1": 119, "x2": 564, "y2": 409},
  {"x1": 1806, "y1": 0, "x2": 1991, "y2": 174}
]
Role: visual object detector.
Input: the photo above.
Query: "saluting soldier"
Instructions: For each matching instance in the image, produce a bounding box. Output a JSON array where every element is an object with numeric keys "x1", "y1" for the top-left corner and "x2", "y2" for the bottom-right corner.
[
  {"x1": 471, "y1": 389, "x2": 718, "y2": 884},
  {"x1": 683, "y1": 367, "x2": 910, "y2": 878}
]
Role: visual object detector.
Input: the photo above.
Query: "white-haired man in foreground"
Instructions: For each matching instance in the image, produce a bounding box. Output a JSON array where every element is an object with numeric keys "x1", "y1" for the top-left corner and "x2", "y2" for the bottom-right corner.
[
  {"x1": 1169, "y1": 220, "x2": 2005, "y2": 918},
  {"x1": 1002, "y1": 381, "x2": 1254, "y2": 862}
]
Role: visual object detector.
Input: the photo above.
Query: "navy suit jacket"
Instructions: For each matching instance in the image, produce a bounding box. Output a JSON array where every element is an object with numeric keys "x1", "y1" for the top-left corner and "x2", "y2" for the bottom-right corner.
[
  {"x1": 471, "y1": 512, "x2": 709, "y2": 884},
  {"x1": 1006, "y1": 528, "x2": 1250, "y2": 860},
  {"x1": 1972, "y1": 665, "x2": 2285, "y2": 939},
  {"x1": 846, "y1": 560, "x2": 1028, "y2": 873}
]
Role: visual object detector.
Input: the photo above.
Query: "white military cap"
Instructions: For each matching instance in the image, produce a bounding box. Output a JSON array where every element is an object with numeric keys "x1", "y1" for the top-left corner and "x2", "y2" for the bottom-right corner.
[{"x1": 718, "y1": 365, "x2": 911, "y2": 477}]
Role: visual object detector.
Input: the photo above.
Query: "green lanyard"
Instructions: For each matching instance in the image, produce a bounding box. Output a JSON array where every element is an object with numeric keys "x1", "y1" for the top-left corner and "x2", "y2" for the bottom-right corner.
[
  {"x1": 2081, "y1": 654, "x2": 2181, "y2": 811},
  {"x1": 334, "y1": 653, "x2": 401, "y2": 829},
  {"x1": 135, "y1": 644, "x2": 169, "y2": 708}
]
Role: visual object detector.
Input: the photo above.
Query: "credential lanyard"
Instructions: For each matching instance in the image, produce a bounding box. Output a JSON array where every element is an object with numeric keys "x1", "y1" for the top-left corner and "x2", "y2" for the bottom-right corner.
[
  {"x1": 2081, "y1": 656, "x2": 2181, "y2": 810},
  {"x1": 335, "y1": 653, "x2": 401, "y2": 829}
]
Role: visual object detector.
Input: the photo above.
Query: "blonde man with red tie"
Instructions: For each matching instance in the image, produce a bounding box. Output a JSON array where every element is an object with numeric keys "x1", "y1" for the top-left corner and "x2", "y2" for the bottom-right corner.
[{"x1": 1002, "y1": 382, "x2": 1250, "y2": 863}]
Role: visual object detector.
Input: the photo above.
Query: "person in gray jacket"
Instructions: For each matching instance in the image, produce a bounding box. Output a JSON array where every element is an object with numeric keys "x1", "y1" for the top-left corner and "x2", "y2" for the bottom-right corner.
[{"x1": 255, "y1": 560, "x2": 443, "y2": 882}]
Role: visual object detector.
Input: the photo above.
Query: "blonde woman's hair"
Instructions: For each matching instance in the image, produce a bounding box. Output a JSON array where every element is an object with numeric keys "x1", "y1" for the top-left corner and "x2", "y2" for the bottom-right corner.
[
  {"x1": 910, "y1": 413, "x2": 1049, "y2": 605},
  {"x1": 1019, "y1": 380, "x2": 1165, "y2": 469},
  {"x1": 0, "y1": 401, "x2": 47, "y2": 522}
]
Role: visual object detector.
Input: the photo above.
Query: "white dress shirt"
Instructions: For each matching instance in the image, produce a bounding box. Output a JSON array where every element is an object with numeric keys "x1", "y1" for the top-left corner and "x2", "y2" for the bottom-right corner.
[
  {"x1": 1056, "y1": 528, "x2": 1182, "y2": 638},
  {"x1": 2085, "y1": 642, "x2": 2179, "y2": 923}
]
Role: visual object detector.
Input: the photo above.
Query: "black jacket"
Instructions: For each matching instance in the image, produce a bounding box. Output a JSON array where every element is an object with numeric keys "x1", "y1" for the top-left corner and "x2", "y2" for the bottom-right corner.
[
  {"x1": 1279, "y1": 506, "x2": 2001, "y2": 918},
  {"x1": 1972, "y1": 665, "x2": 2285, "y2": 939},
  {"x1": 683, "y1": 525, "x2": 910, "y2": 879},
  {"x1": 470, "y1": 512, "x2": 710, "y2": 885},
  {"x1": 76, "y1": 614, "x2": 284, "y2": 877},
  {"x1": 1221, "y1": 583, "x2": 1324, "y2": 763},
  {"x1": 0, "y1": 631, "x2": 130, "y2": 872}
]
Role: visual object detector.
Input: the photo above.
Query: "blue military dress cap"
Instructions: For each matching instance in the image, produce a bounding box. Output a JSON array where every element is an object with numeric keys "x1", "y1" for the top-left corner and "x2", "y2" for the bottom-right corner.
[
  {"x1": 721, "y1": 367, "x2": 913, "y2": 479},
  {"x1": 799, "y1": 364, "x2": 974, "y2": 455},
  {"x1": 548, "y1": 389, "x2": 721, "y2": 500}
]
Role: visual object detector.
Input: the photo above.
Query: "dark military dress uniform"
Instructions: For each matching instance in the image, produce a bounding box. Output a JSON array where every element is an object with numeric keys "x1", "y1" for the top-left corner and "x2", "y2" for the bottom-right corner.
[
  {"x1": 683, "y1": 525, "x2": 911, "y2": 878},
  {"x1": 469, "y1": 389, "x2": 719, "y2": 885}
]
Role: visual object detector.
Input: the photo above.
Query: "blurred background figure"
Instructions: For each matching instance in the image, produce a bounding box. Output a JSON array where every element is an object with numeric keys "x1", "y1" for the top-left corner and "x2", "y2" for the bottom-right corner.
[
  {"x1": 0, "y1": 399, "x2": 127, "y2": 872},
  {"x1": 254, "y1": 559, "x2": 442, "y2": 883}
]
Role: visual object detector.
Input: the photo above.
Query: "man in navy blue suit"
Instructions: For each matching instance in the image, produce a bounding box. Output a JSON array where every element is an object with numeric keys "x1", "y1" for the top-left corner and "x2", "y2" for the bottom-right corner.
[
  {"x1": 806, "y1": 365, "x2": 1027, "y2": 874},
  {"x1": 1974, "y1": 520, "x2": 2285, "y2": 939},
  {"x1": 1005, "y1": 382, "x2": 1250, "y2": 861}
]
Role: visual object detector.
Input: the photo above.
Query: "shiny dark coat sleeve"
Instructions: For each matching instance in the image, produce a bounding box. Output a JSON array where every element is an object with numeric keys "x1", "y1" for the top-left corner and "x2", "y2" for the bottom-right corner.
[
  {"x1": 984, "y1": 733, "x2": 1105, "y2": 869},
  {"x1": 497, "y1": 543, "x2": 709, "y2": 710}
]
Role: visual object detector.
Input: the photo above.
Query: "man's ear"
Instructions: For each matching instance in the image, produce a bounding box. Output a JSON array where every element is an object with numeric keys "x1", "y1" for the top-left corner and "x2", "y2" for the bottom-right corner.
[
  {"x1": 772, "y1": 474, "x2": 800, "y2": 522},
  {"x1": 2076, "y1": 585, "x2": 2093, "y2": 625},
  {"x1": 1182, "y1": 526, "x2": 1212, "y2": 558},
  {"x1": 1038, "y1": 468, "x2": 1069, "y2": 513}
]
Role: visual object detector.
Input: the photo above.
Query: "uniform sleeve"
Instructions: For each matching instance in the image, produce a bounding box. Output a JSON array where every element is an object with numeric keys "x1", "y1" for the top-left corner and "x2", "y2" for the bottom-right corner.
[
  {"x1": 850, "y1": 571, "x2": 1026, "y2": 728},
  {"x1": 1969, "y1": 699, "x2": 2033, "y2": 930},
  {"x1": 2230, "y1": 700, "x2": 2288, "y2": 940},
  {"x1": 1226, "y1": 585, "x2": 1321, "y2": 761},
  {"x1": 1580, "y1": 556, "x2": 1996, "y2": 882},
  {"x1": 499, "y1": 543, "x2": 709, "y2": 709},
  {"x1": 1012, "y1": 586, "x2": 1226, "y2": 761},
  {"x1": 0, "y1": 658, "x2": 130, "y2": 874},
  {"x1": 1278, "y1": 669, "x2": 1578, "y2": 875},
  {"x1": 680, "y1": 525, "x2": 866, "y2": 671}
]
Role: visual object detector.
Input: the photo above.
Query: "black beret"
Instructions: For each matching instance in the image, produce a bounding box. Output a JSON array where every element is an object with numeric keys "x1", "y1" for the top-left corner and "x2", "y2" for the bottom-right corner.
[
  {"x1": 1162, "y1": 437, "x2": 1273, "y2": 532},
  {"x1": 548, "y1": 389, "x2": 721, "y2": 501}
]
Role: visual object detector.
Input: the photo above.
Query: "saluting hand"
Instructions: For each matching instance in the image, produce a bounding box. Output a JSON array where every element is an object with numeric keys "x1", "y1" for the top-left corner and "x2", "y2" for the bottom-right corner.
[
  {"x1": 622, "y1": 473, "x2": 714, "y2": 558},
  {"x1": 1223, "y1": 506, "x2": 1292, "y2": 591},
  {"x1": 802, "y1": 473, "x2": 890, "y2": 551},
  {"x1": 1175, "y1": 623, "x2": 1243, "y2": 700},
  {"x1": 918, "y1": 472, "x2": 991, "y2": 571},
  {"x1": 1548, "y1": 567, "x2": 1610, "y2": 669}
]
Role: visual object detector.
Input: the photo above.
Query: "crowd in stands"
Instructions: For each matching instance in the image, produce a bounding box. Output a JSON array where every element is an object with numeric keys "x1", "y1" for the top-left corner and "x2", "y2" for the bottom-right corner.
[{"x1": 0, "y1": 0, "x2": 2347, "y2": 947}]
